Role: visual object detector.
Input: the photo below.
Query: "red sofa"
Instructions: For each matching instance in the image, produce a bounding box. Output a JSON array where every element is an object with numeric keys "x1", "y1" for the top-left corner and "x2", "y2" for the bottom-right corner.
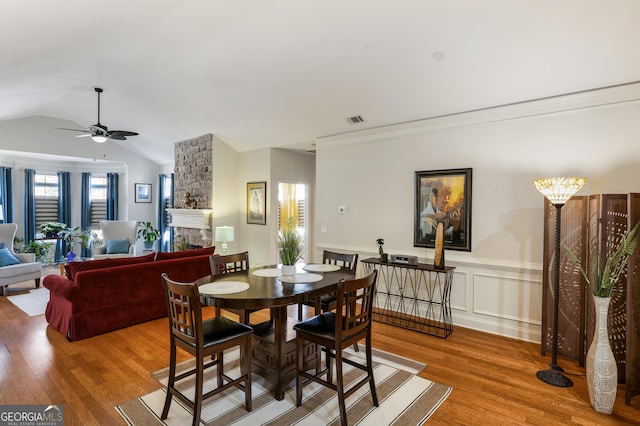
[{"x1": 43, "y1": 248, "x2": 215, "y2": 341}]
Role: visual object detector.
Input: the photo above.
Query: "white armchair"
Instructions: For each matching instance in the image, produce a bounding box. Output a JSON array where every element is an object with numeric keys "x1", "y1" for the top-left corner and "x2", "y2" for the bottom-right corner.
[
  {"x1": 92, "y1": 220, "x2": 138, "y2": 259},
  {"x1": 0, "y1": 223, "x2": 42, "y2": 296}
]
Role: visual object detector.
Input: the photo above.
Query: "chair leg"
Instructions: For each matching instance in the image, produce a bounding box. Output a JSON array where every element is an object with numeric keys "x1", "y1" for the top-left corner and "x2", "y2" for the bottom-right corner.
[
  {"x1": 297, "y1": 303, "x2": 303, "y2": 320},
  {"x1": 161, "y1": 343, "x2": 176, "y2": 420},
  {"x1": 335, "y1": 349, "x2": 348, "y2": 426},
  {"x1": 193, "y1": 355, "x2": 204, "y2": 426},
  {"x1": 296, "y1": 336, "x2": 304, "y2": 407},
  {"x1": 35, "y1": 278, "x2": 41, "y2": 289},
  {"x1": 326, "y1": 347, "x2": 333, "y2": 384},
  {"x1": 217, "y1": 351, "x2": 224, "y2": 388},
  {"x1": 244, "y1": 335, "x2": 252, "y2": 411},
  {"x1": 353, "y1": 342, "x2": 360, "y2": 352},
  {"x1": 366, "y1": 332, "x2": 379, "y2": 406}
]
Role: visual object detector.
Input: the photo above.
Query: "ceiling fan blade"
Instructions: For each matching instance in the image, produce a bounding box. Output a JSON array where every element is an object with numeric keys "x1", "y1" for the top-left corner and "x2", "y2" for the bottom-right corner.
[
  {"x1": 107, "y1": 134, "x2": 127, "y2": 140},
  {"x1": 108, "y1": 130, "x2": 138, "y2": 137},
  {"x1": 56, "y1": 127, "x2": 90, "y2": 133},
  {"x1": 77, "y1": 134, "x2": 92, "y2": 138}
]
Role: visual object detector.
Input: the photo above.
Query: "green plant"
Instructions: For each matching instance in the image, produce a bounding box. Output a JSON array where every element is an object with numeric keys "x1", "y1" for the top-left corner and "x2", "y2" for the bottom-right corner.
[
  {"x1": 40, "y1": 222, "x2": 67, "y2": 236},
  {"x1": 59, "y1": 226, "x2": 89, "y2": 248},
  {"x1": 23, "y1": 240, "x2": 54, "y2": 263},
  {"x1": 278, "y1": 216, "x2": 302, "y2": 265},
  {"x1": 563, "y1": 221, "x2": 640, "y2": 298},
  {"x1": 13, "y1": 236, "x2": 24, "y2": 252},
  {"x1": 137, "y1": 221, "x2": 160, "y2": 244},
  {"x1": 173, "y1": 234, "x2": 190, "y2": 251}
]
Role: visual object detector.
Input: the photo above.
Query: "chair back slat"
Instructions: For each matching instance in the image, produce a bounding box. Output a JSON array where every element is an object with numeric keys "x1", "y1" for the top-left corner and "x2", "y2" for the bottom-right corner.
[
  {"x1": 335, "y1": 270, "x2": 377, "y2": 341},
  {"x1": 210, "y1": 252, "x2": 250, "y2": 276},
  {"x1": 162, "y1": 273, "x2": 203, "y2": 346},
  {"x1": 323, "y1": 250, "x2": 358, "y2": 272}
]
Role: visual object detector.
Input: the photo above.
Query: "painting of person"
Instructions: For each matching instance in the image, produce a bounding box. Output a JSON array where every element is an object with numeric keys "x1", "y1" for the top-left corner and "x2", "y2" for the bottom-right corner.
[
  {"x1": 415, "y1": 170, "x2": 469, "y2": 250},
  {"x1": 249, "y1": 188, "x2": 264, "y2": 220}
]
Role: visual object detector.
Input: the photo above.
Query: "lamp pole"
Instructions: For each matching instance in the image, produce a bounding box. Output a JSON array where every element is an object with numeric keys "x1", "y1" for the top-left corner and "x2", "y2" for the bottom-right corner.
[{"x1": 533, "y1": 176, "x2": 586, "y2": 387}]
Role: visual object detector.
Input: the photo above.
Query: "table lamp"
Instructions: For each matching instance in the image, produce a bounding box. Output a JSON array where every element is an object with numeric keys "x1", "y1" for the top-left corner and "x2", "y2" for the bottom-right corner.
[
  {"x1": 533, "y1": 176, "x2": 586, "y2": 387},
  {"x1": 215, "y1": 226, "x2": 234, "y2": 255}
]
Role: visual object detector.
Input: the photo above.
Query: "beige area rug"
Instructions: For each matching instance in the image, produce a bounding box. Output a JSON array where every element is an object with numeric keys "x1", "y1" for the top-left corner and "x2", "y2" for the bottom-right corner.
[
  {"x1": 7, "y1": 287, "x2": 49, "y2": 316},
  {"x1": 116, "y1": 346, "x2": 451, "y2": 425}
]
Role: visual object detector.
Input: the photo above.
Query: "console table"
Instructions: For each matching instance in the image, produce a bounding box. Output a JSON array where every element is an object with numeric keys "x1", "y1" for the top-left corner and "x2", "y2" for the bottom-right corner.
[{"x1": 361, "y1": 257, "x2": 455, "y2": 338}]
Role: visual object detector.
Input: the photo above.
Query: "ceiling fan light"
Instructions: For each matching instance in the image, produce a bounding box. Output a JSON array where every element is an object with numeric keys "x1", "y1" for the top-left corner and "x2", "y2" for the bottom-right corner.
[{"x1": 91, "y1": 135, "x2": 108, "y2": 143}]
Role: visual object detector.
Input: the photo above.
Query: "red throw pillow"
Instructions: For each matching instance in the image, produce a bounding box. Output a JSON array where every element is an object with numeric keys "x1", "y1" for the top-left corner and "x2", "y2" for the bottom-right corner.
[
  {"x1": 155, "y1": 246, "x2": 215, "y2": 261},
  {"x1": 65, "y1": 253, "x2": 156, "y2": 280}
]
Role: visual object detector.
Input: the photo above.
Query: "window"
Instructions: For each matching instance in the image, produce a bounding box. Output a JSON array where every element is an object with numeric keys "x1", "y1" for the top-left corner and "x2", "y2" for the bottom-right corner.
[
  {"x1": 90, "y1": 176, "x2": 107, "y2": 225},
  {"x1": 35, "y1": 173, "x2": 59, "y2": 229}
]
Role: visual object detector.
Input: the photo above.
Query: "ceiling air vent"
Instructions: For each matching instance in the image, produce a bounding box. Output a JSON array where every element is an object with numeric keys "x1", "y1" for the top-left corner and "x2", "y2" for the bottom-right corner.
[{"x1": 346, "y1": 115, "x2": 365, "y2": 124}]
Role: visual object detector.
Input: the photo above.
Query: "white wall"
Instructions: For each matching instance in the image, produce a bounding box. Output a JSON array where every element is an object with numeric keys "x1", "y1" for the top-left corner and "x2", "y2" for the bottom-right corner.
[
  {"x1": 238, "y1": 148, "x2": 271, "y2": 266},
  {"x1": 211, "y1": 136, "x2": 240, "y2": 252},
  {"x1": 315, "y1": 83, "x2": 640, "y2": 342}
]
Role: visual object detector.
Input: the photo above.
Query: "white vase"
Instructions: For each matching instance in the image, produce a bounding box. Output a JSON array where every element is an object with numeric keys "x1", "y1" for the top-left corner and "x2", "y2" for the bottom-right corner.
[
  {"x1": 281, "y1": 264, "x2": 296, "y2": 276},
  {"x1": 586, "y1": 295, "x2": 617, "y2": 414}
]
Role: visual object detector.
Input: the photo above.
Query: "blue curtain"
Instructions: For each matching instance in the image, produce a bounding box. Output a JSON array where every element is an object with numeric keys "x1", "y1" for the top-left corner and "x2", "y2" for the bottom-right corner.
[
  {"x1": 56, "y1": 171, "x2": 71, "y2": 261},
  {"x1": 157, "y1": 174, "x2": 174, "y2": 252},
  {"x1": 81, "y1": 172, "x2": 91, "y2": 257},
  {"x1": 0, "y1": 167, "x2": 12, "y2": 223},
  {"x1": 24, "y1": 169, "x2": 36, "y2": 243},
  {"x1": 106, "y1": 172, "x2": 119, "y2": 220}
]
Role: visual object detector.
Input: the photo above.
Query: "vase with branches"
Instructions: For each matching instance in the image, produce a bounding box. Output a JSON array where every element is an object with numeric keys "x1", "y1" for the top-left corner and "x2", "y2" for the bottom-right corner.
[{"x1": 563, "y1": 220, "x2": 640, "y2": 414}]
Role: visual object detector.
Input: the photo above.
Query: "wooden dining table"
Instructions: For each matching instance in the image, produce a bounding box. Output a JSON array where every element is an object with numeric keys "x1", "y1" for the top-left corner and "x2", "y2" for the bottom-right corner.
[{"x1": 196, "y1": 263, "x2": 355, "y2": 400}]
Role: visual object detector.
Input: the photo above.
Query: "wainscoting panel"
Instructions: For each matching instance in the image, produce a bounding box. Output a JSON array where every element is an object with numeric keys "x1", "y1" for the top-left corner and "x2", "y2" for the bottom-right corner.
[{"x1": 473, "y1": 273, "x2": 542, "y2": 324}]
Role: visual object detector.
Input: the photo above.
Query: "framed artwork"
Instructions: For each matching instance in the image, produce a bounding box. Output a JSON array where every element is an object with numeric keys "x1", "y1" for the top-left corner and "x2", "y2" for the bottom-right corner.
[
  {"x1": 414, "y1": 168, "x2": 472, "y2": 251},
  {"x1": 135, "y1": 183, "x2": 152, "y2": 203},
  {"x1": 247, "y1": 181, "x2": 267, "y2": 225}
]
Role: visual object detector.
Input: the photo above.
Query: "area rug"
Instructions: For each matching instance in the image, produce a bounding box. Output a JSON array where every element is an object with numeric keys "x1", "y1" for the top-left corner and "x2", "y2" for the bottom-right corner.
[
  {"x1": 116, "y1": 346, "x2": 451, "y2": 425},
  {"x1": 7, "y1": 287, "x2": 49, "y2": 316}
]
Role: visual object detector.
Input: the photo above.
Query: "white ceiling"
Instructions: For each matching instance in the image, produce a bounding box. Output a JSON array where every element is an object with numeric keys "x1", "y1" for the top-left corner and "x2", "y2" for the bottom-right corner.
[{"x1": 2, "y1": 0, "x2": 640, "y2": 165}]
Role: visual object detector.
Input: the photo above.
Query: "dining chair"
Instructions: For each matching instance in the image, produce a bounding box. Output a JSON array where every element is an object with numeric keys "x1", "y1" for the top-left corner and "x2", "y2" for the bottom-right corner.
[
  {"x1": 209, "y1": 252, "x2": 256, "y2": 324},
  {"x1": 294, "y1": 270, "x2": 378, "y2": 426},
  {"x1": 297, "y1": 250, "x2": 358, "y2": 320},
  {"x1": 160, "y1": 273, "x2": 253, "y2": 426}
]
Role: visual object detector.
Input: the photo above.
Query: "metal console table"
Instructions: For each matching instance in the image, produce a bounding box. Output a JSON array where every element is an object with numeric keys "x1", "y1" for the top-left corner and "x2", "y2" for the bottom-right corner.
[{"x1": 361, "y1": 257, "x2": 455, "y2": 338}]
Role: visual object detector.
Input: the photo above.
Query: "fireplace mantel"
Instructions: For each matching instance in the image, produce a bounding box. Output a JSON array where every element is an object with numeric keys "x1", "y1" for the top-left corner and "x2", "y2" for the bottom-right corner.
[{"x1": 166, "y1": 208, "x2": 213, "y2": 230}]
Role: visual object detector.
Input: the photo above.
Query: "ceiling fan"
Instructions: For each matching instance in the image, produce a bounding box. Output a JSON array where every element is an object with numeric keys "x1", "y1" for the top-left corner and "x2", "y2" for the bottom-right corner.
[{"x1": 59, "y1": 87, "x2": 139, "y2": 143}]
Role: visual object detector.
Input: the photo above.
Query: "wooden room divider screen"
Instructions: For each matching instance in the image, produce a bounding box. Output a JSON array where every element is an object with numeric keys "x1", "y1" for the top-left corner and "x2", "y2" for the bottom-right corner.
[{"x1": 541, "y1": 193, "x2": 640, "y2": 404}]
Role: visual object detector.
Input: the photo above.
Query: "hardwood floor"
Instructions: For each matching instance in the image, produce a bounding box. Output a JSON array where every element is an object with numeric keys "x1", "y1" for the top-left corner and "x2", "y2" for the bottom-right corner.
[{"x1": 1, "y1": 279, "x2": 639, "y2": 425}]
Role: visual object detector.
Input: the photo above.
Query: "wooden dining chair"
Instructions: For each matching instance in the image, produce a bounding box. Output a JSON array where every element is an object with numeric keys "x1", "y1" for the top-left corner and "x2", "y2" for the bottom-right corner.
[
  {"x1": 297, "y1": 250, "x2": 358, "y2": 320},
  {"x1": 209, "y1": 252, "x2": 256, "y2": 324},
  {"x1": 294, "y1": 270, "x2": 378, "y2": 426},
  {"x1": 161, "y1": 273, "x2": 253, "y2": 426}
]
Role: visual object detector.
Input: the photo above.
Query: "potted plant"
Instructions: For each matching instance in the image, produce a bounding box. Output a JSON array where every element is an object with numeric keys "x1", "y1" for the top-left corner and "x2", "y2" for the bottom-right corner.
[
  {"x1": 23, "y1": 240, "x2": 54, "y2": 263},
  {"x1": 564, "y1": 220, "x2": 640, "y2": 414},
  {"x1": 278, "y1": 216, "x2": 302, "y2": 275},
  {"x1": 59, "y1": 226, "x2": 89, "y2": 261},
  {"x1": 173, "y1": 234, "x2": 190, "y2": 251},
  {"x1": 137, "y1": 221, "x2": 160, "y2": 250},
  {"x1": 40, "y1": 222, "x2": 67, "y2": 238}
]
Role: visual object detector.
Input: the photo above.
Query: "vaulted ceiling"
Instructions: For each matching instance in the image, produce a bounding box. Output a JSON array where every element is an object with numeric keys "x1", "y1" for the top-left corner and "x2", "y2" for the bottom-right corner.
[{"x1": 2, "y1": 0, "x2": 639, "y2": 165}]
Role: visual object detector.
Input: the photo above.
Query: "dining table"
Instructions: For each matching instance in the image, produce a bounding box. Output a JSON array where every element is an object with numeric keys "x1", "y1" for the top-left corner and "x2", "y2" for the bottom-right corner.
[{"x1": 196, "y1": 263, "x2": 356, "y2": 400}]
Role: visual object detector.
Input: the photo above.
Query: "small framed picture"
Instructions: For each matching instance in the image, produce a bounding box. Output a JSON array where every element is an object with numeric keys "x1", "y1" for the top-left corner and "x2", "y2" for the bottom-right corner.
[
  {"x1": 135, "y1": 183, "x2": 152, "y2": 203},
  {"x1": 247, "y1": 181, "x2": 266, "y2": 225}
]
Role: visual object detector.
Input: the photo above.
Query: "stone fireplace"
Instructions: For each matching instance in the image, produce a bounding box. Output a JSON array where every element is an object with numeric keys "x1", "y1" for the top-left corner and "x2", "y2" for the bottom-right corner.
[{"x1": 171, "y1": 134, "x2": 213, "y2": 247}]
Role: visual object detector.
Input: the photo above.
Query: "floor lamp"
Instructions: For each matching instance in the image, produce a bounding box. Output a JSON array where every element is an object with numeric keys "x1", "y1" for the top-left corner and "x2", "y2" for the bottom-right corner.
[{"x1": 533, "y1": 176, "x2": 586, "y2": 387}]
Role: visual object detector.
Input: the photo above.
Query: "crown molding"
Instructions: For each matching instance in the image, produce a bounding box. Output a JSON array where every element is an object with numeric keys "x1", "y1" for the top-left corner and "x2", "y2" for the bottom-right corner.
[{"x1": 317, "y1": 80, "x2": 640, "y2": 148}]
